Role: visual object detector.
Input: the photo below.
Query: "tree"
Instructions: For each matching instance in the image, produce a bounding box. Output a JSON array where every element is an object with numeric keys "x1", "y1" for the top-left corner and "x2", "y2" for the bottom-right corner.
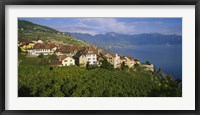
[
  {"x1": 38, "y1": 53, "x2": 44, "y2": 58},
  {"x1": 100, "y1": 59, "x2": 114, "y2": 70},
  {"x1": 86, "y1": 61, "x2": 90, "y2": 70},
  {"x1": 121, "y1": 61, "x2": 128, "y2": 71},
  {"x1": 145, "y1": 61, "x2": 151, "y2": 65},
  {"x1": 49, "y1": 54, "x2": 57, "y2": 61}
]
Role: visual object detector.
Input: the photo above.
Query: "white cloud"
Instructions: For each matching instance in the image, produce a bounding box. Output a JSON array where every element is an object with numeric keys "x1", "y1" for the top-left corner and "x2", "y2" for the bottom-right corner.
[{"x1": 52, "y1": 18, "x2": 136, "y2": 35}]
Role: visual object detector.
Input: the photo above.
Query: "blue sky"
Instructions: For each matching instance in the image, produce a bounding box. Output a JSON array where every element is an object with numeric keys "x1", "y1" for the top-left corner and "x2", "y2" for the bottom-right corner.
[{"x1": 19, "y1": 18, "x2": 182, "y2": 35}]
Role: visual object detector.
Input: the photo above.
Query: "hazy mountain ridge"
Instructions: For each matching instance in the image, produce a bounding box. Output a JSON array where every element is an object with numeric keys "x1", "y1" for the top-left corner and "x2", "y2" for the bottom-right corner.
[{"x1": 66, "y1": 32, "x2": 182, "y2": 47}]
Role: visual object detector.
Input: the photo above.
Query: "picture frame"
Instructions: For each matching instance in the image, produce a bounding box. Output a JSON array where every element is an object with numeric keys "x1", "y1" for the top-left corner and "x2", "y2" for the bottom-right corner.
[{"x1": 0, "y1": 0, "x2": 199, "y2": 115}]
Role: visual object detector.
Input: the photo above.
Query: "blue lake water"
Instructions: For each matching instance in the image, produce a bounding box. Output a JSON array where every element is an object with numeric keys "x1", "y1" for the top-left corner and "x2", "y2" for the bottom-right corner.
[{"x1": 107, "y1": 45, "x2": 182, "y2": 80}]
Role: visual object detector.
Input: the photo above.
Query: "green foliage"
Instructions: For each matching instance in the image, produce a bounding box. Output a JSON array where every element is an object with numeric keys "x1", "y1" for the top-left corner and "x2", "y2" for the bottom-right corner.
[
  {"x1": 145, "y1": 61, "x2": 151, "y2": 65},
  {"x1": 149, "y1": 80, "x2": 181, "y2": 97},
  {"x1": 38, "y1": 53, "x2": 44, "y2": 58},
  {"x1": 100, "y1": 59, "x2": 114, "y2": 70},
  {"x1": 134, "y1": 63, "x2": 140, "y2": 68},
  {"x1": 48, "y1": 54, "x2": 58, "y2": 61},
  {"x1": 18, "y1": 20, "x2": 88, "y2": 46},
  {"x1": 36, "y1": 58, "x2": 49, "y2": 66},
  {"x1": 86, "y1": 62, "x2": 96, "y2": 70},
  {"x1": 133, "y1": 64, "x2": 146, "y2": 72},
  {"x1": 121, "y1": 61, "x2": 129, "y2": 71},
  {"x1": 86, "y1": 62, "x2": 90, "y2": 70},
  {"x1": 18, "y1": 54, "x2": 181, "y2": 97}
]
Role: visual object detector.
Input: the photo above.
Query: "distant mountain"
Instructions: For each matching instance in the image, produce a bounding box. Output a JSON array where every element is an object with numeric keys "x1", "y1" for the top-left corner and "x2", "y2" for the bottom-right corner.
[
  {"x1": 18, "y1": 20, "x2": 88, "y2": 46},
  {"x1": 66, "y1": 32, "x2": 182, "y2": 48}
]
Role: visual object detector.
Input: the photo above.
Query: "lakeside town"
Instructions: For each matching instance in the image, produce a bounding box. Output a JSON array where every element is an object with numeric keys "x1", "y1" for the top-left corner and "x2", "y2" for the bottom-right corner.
[
  {"x1": 18, "y1": 19, "x2": 182, "y2": 97},
  {"x1": 18, "y1": 37, "x2": 154, "y2": 71}
]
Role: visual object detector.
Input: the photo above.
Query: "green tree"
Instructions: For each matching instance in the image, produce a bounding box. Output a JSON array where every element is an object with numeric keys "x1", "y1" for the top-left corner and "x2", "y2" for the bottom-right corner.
[
  {"x1": 86, "y1": 61, "x2": 90, "y2": 70},
  {"x1": 100, "y1": 59, "x2": 114, "y2": 70},
  {"x1": 145, "y1": 61, "x2": 151, "y2": 65},
  {"x1": 49, "y1": 54, "x2": 57, "y2": 61},
  {"x1": 121, "y1": 61, "x2": 128, "y2": 71},
  {"x1": 38, "y1": 53, "x2": 44, "y2": 58}
]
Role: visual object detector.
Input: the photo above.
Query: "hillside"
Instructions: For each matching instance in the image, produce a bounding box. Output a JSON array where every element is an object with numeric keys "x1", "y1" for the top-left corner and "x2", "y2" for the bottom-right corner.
[
  {"x1": 18, "y1": 54, "x2": 181, "y2": 97},
  {"x1": 67, "y1": 32, "x2": 182, "y2": 48},
  {"x1": 18, "y1": 20, "x2": 88, "y2": 46}
]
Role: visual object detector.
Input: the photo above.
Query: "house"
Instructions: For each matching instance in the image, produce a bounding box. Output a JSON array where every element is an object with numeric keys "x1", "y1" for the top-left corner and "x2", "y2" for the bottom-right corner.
[
  {"x1": 123, "y1": 55, "x2": 136, "y2": 68},
  {"x1": 55, "y1": 45, "x2": 78, "y2": 56},
  {"x1": 66, "y1": 45, "x2": 78, "y2": 56},
  {"x1": 75, "y1": 46, "x2": 98, "y2": 66},
  {"x1": 32, "y1": 37, "x2": 44, "y2": 44},
  {"x1": 78, "y1": 54, "x2": 87, "y2": 66},
  {"x1": 27, "y1": 43, "x2": 57, "y2": 56},
  {"x1": 142, "y1": 64, "x2": 154, "y2": 72},
  {"x1": 134, "y1": 58, "x2": 141, "y2": 65},
  {"x1": 37, "y1": 39, "x2": 43, "y2": 44},
  {"x1": 96, "y1": 55, "x2": 105, "y2": 66},
  {"x1": 44, "y1": 43, "x2": 57, "y2": 54},
  {"x1": 55, "y1": 46, "x2": 67, "y2": 56},
  {"x1": 59, "y1": 55, "x2": 75, "y2": 66},
  {"x1": 19, "y1": 42, "x2": 35, "y2": 52},
  {"x1": 105, "y1": 53, "x2": 121, "y2": 68}
]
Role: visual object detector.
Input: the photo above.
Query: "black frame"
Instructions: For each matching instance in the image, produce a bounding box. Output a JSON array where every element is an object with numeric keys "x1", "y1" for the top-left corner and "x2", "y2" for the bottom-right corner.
[{"x1": 0, "y1": 0, "x2": 199, "y2": 115}]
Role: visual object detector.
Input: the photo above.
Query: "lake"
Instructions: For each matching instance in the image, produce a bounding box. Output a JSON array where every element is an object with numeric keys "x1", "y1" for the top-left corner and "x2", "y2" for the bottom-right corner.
[{"x1": 107, "y1": 45, "x2": 182, "y2": 80}]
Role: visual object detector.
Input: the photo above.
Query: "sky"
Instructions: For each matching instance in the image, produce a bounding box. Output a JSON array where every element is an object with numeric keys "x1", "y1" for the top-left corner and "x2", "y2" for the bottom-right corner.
[{"x1": 19, "y1": 18, "x2": 182, "y2": 35}]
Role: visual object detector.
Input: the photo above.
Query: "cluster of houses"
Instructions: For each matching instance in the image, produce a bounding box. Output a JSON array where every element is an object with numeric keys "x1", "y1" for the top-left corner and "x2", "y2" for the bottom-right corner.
[{"x1": 18, "y1": 38, "x2": 154, "y2": 71}]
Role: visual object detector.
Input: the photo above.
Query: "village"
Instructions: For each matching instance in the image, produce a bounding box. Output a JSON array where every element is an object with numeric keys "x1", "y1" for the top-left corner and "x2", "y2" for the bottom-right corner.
[{"x1": 18, "y1": 38, "x2": 154, "y2": 71}]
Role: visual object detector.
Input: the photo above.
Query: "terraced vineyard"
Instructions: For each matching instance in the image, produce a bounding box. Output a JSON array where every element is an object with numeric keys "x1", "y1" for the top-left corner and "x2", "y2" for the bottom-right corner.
[
  {"x1": 18, "y1": 54, "x2": 181, "y2": 97},
  {"x1": 18, "y1": 20, "x2": 88, "y2": 46}
]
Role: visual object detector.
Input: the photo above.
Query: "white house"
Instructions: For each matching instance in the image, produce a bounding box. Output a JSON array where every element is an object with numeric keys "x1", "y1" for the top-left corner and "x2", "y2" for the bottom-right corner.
[
  {"x1": 27, "y1": 43, "x2": 57, "y2": 56},
  {"x1": 142, "y1": 64, "x2": 154, "y2": 72},
  {"x1": 105, "y1": 53, "x2": 121, "y2": 68},
  {"x1": 77, "y1": 46, "x2": 98, "y2": 66},
  {"x1": 123, "y1": 56, "x2": 136, "y2": 68},
  {"x1": 113, "y1": 53, "x2": 121, "y2": 68},
  {"x1": 86, "y1": 53, "x2": 97, "y2": 65},
  {"x1": 59, "y1": 55, "x2": 75, "y2": 66}
]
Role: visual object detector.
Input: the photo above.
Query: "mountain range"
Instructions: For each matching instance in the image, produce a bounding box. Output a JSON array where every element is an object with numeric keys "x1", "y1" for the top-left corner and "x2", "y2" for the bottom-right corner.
[
  {"x1": 66, "y1": 32, "x2": 182, "y2": 48},
  {"x1": 18, "y1": 20, "x2": 182, "y2": 48}
]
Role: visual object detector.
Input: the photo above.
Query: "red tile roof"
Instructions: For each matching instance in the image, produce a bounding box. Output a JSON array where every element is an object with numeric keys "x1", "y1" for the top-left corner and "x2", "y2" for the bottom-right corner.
[
  {"x1": 120, "y1": 56, "x2": 126, "y2": 60},
  {"x1": 33, "y1": 43, "x2": 57, "y2": 49},
  {"x1": 55, "y1": 45, "x2": 78, "y2": 53},
  {"x1": 76, "y1": 46, "x2": 98, "y2": 56},
  {"x1": 126, "y1": 55, "x2": 134, "y2": 60},
  {"x1": 59, "y1": 55, "x2": 67, "y2": 61}
]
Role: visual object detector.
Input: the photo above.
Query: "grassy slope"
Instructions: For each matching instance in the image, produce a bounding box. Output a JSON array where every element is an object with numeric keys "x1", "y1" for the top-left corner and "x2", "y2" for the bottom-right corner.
[{"x1": 18, "y1": 20, "x2": 88, "y2": 46}]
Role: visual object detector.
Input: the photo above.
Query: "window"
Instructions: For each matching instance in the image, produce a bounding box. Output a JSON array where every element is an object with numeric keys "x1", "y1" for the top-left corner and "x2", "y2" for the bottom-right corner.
[
  {"x1": 70, "y1": 60, "x2": 72, "y2": 62},
  {"x1": 88, "y1": 58, "x2": 91, "y2": 60},
  {"x1": 64, "y1": 60, "x2": 68, "y2": 62},
  {"x1": 93, "y1": 58, "x2": 95, "y2": 60}
]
